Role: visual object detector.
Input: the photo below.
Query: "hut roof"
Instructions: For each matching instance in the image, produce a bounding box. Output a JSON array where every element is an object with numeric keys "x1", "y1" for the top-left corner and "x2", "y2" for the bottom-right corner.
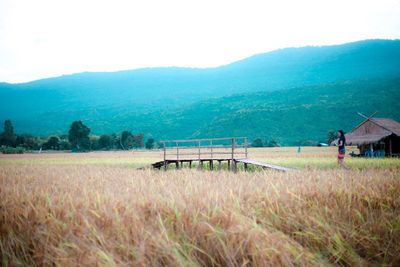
[
  {"x1": 332, "y1": 117, "x2": 400, "y2": 146},
  {"x1": 369, "y1": 118, "x2": 400, "y2": 136},
  {"x1": 346, "y1": 118, "x2": 400, "y2": 146}
]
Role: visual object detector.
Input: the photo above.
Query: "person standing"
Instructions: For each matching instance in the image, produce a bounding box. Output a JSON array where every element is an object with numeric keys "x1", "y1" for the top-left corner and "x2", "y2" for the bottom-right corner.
[{"x1": 337, "y1": 130, "x2": 348, "y2": 169}]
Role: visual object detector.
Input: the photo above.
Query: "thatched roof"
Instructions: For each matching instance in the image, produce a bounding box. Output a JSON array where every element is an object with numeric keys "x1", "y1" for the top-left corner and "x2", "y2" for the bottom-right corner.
[
  {"x1": 345, "y1": 134, "x2": 391, "y2": 146},
  {"x1": 332, "y1": 117, "x2": 400, "y2": 146},
  {"x1": 370, "y1": 118, "x2": 400, "y2": 136}
]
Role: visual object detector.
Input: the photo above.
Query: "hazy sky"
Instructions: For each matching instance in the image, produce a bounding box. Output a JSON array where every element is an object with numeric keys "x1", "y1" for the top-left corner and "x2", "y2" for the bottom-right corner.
[{"x1": 1, "y1": 0, "x2": 400, "y2": 83}]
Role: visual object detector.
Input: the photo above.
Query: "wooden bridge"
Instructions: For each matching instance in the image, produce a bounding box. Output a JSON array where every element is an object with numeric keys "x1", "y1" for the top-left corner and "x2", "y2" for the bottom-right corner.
[{"x1": 151, "y1": 137, "x2": 294, "y2": 172}]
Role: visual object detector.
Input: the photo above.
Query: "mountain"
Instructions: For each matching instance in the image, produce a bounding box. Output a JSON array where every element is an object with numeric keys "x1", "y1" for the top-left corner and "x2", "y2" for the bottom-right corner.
[
  {"x1": 146, "y1": 77, "x2": 400, "y2": 145},
  {"x1": 1, "y1": 39, "x2": 400, "y2": 144}
]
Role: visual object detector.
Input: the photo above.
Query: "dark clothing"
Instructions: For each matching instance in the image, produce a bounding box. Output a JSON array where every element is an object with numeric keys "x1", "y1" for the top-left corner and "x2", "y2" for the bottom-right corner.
[{"x1": 338, "y1": 136, "x2": 346, "y2": 151}]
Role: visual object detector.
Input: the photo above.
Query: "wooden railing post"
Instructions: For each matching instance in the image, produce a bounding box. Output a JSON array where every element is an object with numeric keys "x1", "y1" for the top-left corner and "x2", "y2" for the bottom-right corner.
[
  {"x1": 198, "y1": 140, "x2": 201, "y2": 160},
  {"x1": 176, "y1": 142, "x2": 179, "y2": 160},
  {"x1": 245, "y1": 137, "x2": 248, "y2": 158},
  {"x1": 163, "y1": 141, "x2": 167, "y2": 171},
  {"x1": 176, "y1": 142, "x2": 179, "y2": 169},
  {"x1": 198, "y1": 140, "x2": 201, "y2": 169},
  {"x1": 163, "y1": 142, "x2": 166, "y2": 161},
  {"x1": 231, "y1": 138, "x2": 235, "y2": 160},
  {"x1": 210, "y1": 139, "x2": 213, "y2": 159},
  {"x1": 231, "y1": 138, "x2": 235, "y2": 172}
]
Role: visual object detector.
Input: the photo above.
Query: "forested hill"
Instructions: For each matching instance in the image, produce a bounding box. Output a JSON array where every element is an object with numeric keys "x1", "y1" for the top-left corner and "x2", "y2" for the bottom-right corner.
[
  {"x1": 146, "y1": 77, "x2": 399, "y2": 145},
  {"x1": 0, "y1": 39, "x2": 400, "y2": 144}
]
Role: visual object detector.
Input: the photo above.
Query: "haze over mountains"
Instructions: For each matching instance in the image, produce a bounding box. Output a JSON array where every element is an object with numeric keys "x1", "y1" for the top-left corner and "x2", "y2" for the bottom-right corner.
[{"x1": 1, "y1": 39, "x2": 400, "y2": 145}]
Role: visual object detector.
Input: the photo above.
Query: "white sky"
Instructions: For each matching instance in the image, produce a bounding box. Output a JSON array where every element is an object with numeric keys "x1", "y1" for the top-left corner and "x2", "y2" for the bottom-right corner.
[{"x1": 1, "y1": 0, "x2": 400, "y2": 83}]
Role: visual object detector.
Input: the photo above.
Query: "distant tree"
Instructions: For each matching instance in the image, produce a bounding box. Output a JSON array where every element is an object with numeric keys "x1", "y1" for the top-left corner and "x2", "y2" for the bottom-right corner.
[
  {"x1": 68, "y1": 121, "x2": 91, "y2": 151},
  {"x1": 145, "y1": 138, "x2": 155, "y2": 149},
  {"x1": 59, "y1": 134, "x2": 69, "y2": 141},
  {"x1": 90, "y1": 135, "x2": 100, "y2": 150},
  {"x1": 59, "y1": 140, "x2": 71, "y2": 150},
  {"x1": 15, "y1": 135, "x2": 25, "y2": 147},
  {"x1": 43, "y1": 136, "x2": 60, "y2": 150},
  {"x1": 1, "y1": 120, "x2": 16, "y2": 147},
  {"x1": 110, "y1": 133, "x2": 120, "y2": 149},
  {"x1": 326, "y1": 130, "x2": 337, "y2": 145},
  {"x1": 251, "y1": 138, "x2": 264, "y2": 147},
  {"x1": 120, "y1": 131, "x2": 134, "y2": 150},
  {"x1": 266, "y1": 140, "x2": 279, "y2": 147},
  {"x1": 18, "y1": 134, "x2": 39, "y2": 150},
  {"x1": 132, "y1": 133, "x2": 144, "y2": 148},
  {"x1": 157, "y1": 141, "x2": 165, "y2": 149},
  {"x1": 98, "y1": 134, "x2": 113, "y2": 150}
]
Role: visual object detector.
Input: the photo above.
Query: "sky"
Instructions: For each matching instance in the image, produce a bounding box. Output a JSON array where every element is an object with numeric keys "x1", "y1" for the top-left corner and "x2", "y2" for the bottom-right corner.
[{"x1": 1, "y1": 0, "x2": 400, "y2": 83}]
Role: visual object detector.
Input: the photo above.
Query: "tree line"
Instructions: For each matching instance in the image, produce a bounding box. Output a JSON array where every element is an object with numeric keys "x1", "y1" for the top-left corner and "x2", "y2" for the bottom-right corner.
[
  {"x1": 250, "y1": 132, "x2": 336, "y2": 148},
  {"x1": 250, "y1": 138, "x2": 280, "y2": 148},
  {"x1": 1, "y1": 119, "x2": 336, "y2": 154},
  {"x1": 0, "y1": 120, "x2": 159, "y2": 153}
]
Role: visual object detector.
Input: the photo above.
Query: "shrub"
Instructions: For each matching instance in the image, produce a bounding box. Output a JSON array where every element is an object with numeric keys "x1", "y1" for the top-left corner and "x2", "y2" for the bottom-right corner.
[{"x1": 1, "y1": 145, "x2": 25, "y2": 154}]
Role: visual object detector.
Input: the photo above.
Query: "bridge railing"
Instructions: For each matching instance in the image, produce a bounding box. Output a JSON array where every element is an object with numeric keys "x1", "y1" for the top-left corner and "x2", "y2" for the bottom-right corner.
[{"x1": 160, "y1": 137, "x2": 248, "y2": 161}]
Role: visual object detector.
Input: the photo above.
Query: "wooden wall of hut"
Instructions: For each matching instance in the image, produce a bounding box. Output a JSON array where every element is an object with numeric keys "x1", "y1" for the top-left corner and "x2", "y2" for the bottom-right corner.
[{"x1": 358, "y1": 135, "x2": 400, "y2": 156}]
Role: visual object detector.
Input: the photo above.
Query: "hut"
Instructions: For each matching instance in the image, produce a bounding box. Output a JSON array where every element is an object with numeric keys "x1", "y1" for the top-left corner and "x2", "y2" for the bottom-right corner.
[{"x1": 341, "y1": 117, "x2": 400, "y2": 157}]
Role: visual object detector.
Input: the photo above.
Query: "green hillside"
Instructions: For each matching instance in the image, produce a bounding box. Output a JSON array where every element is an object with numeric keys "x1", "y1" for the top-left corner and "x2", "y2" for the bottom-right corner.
[
  {"x1": 97, "y1": 77, "x2": 400, "y2": 145},
  {"x1": 170, "y1": 78, "x2": 400, "y2": 145},
  {"x1": 0, "y1": 40, "x2": 400, "y2": 144}
]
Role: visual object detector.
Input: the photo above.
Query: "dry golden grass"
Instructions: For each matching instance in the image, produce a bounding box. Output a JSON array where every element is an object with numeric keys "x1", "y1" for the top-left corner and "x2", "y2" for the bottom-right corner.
[
  {"x1": 1, "y1": 149, "x2": 400, "y2": 266},
  {"x1": 2, "y1": 147, "x2": 399, "y2": 170}
]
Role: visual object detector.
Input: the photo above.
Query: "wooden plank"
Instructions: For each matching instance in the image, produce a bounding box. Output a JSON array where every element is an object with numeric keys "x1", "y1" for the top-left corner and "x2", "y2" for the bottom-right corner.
[
  {"x1": 150, "y1": 158, "x2": 294, "y2": 172},
  {"x1": 235, "y1": 158, "x2": 295, "y2": 172}
]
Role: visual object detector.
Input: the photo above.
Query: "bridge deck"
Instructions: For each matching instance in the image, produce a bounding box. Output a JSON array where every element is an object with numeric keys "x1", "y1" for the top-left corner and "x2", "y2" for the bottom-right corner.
[
  {"x1": 234, "y1": 158, "x2": 295, "y2": 172},
  {"x1": 151, "y1": 157, "x2": 294, "y2": 172},
  {"x1": 149, "y1": 137, "x2": 293, "y2": 172}
]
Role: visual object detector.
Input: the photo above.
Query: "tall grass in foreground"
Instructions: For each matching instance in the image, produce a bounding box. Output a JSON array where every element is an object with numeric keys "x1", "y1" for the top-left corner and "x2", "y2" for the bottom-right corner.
[{"x1": 1, "y1": 166, "x2": 400, "y2": 266}]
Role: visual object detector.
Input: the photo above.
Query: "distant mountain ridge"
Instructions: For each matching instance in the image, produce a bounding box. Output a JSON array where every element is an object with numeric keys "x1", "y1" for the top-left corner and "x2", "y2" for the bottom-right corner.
[{"x1": 1, "y1": 39, "x2": 400, "y2": 144}]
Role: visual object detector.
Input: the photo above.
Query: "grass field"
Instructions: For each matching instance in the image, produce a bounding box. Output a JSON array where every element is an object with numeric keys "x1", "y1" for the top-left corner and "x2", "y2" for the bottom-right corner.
[
  {"x1": 1, "y1": 147, "x2": 400, "y2": 170},
  {"x1": 1, "y1": 147, "x2": 400, "y2": 266}
]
